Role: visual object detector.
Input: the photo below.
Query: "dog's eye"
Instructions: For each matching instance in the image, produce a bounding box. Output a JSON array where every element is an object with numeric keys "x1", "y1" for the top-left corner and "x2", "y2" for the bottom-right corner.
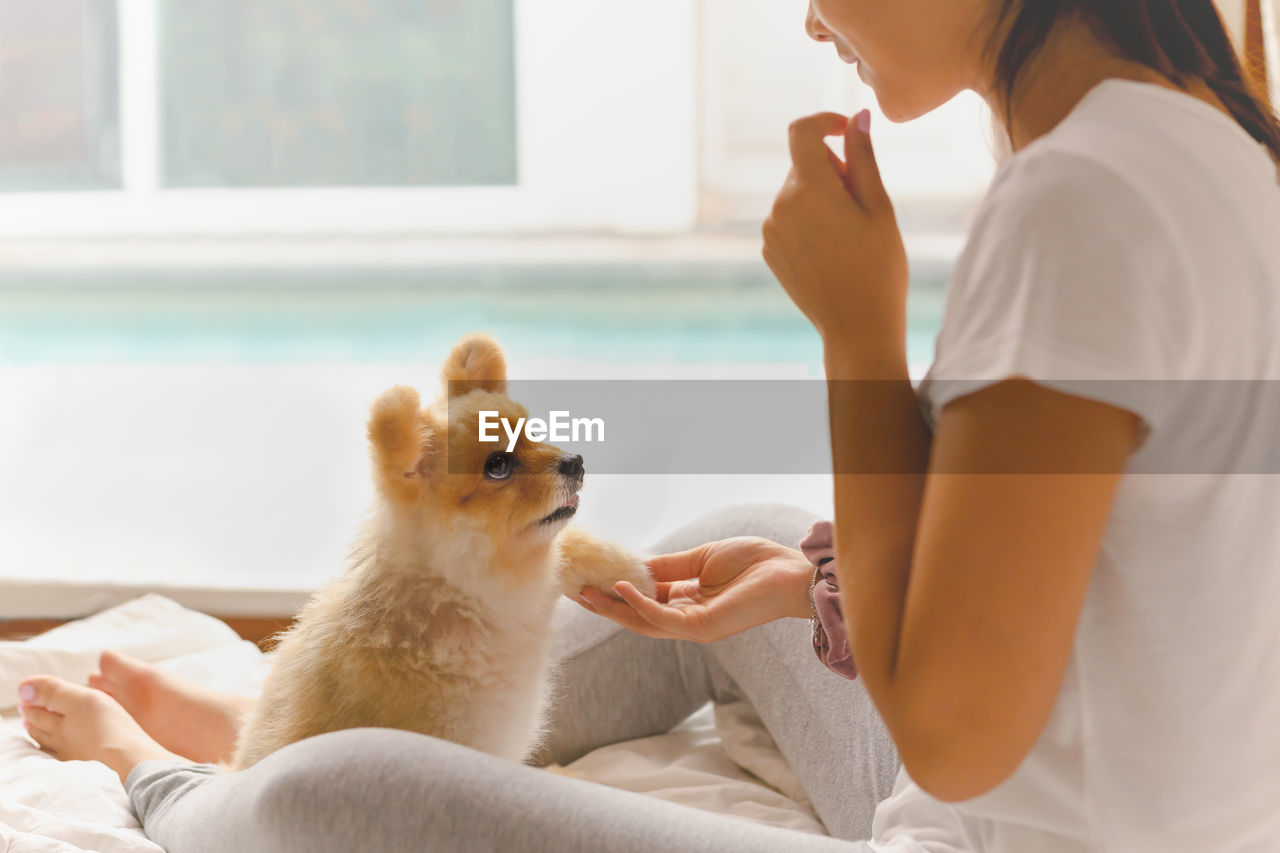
[{"x1": 483, "y1": 452, "x2": 516, "y2": 481}]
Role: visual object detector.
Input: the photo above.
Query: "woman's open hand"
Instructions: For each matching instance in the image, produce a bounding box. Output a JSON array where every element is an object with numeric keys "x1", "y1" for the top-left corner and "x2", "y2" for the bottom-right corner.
[
  {"x1": 762, "y1": 110, "x2": 910, "y2": 355},
  {"x1": 576, "y1": 536, "x2": 814, "y2": 642}
]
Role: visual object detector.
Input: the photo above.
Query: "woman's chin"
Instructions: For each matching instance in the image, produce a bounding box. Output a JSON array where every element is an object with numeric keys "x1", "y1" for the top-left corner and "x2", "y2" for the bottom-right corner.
[
  {"x1": 853, "y1": 66, "x2": 897, "y2": 120},
  {"x1": 862, "y1": 83, "x2": 934, "y2": 124}
]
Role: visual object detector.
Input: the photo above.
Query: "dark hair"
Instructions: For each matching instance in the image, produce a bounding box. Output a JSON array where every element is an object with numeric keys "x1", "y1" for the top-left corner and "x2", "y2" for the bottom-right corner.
[{"x1": 990, "y1": 0, "x2": 1280, "y2": 160}]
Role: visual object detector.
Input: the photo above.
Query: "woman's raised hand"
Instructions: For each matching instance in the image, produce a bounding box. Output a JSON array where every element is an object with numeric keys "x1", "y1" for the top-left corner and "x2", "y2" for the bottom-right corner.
[
  {"x1": 762, "y1": 110, "x2": 910, "y2": 357},
  {"x1": 576, "y1": 536, "x2": 815, "y2": 642}
]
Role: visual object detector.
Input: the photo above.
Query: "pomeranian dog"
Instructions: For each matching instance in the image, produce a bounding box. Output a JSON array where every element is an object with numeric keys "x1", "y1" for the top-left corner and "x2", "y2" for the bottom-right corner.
[{"x1": 231, "y1": 333, "x2": 655, "y2": 769}]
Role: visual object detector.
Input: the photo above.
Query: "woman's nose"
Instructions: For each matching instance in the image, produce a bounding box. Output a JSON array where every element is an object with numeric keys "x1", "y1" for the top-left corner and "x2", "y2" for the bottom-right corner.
[{"x1": 805, "y1": 5, "x2": 834, "y2": 42}]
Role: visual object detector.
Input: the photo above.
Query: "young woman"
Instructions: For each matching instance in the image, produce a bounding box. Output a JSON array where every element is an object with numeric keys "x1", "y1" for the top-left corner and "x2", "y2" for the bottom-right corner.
[{"x1": 18, "y1": 1, "x2": 1280, "y2": 850}]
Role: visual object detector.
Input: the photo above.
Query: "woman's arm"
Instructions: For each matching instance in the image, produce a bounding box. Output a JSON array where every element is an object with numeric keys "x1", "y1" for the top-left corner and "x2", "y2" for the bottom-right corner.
[
  {"x1": 763, "y1": 112, "x2": 1142, "y2": 803},
  {"x1": 828, "y1": 354, "x2": 1139, "y2": 802}
]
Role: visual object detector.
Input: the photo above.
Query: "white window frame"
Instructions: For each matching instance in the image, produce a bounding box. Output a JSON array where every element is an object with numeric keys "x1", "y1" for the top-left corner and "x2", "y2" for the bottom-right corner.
[{"x1": 0, "y1": 0, "x2": 698, "y2": 237}]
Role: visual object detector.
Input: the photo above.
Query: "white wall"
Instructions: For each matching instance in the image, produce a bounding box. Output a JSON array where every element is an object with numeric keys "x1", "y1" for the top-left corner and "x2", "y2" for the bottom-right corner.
[{"x1": 696, "y1": 0, "x2": 996, "y2": 229}]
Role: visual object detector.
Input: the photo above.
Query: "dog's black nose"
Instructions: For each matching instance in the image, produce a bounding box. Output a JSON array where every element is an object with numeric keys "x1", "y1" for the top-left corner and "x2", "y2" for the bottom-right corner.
[{"x1": 559, "y1": 455, "x2": 584, "y2": 478}]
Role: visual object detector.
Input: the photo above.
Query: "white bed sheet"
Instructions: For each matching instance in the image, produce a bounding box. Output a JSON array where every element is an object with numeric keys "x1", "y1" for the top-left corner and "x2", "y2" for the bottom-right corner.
[{"x1": 0, "y1": 595, "x2": 826, "y2": 852}]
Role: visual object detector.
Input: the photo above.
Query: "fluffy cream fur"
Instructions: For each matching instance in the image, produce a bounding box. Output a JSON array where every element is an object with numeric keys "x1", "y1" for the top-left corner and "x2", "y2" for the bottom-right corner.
[{"x1": 231, "y1": 334, "x2": 654, "y2": 770}]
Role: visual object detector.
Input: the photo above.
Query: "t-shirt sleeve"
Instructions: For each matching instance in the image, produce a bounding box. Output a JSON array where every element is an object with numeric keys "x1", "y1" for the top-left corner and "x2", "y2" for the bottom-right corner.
[{"x1": 921, "y1": 151, "x2": 1192, "y2": 439}]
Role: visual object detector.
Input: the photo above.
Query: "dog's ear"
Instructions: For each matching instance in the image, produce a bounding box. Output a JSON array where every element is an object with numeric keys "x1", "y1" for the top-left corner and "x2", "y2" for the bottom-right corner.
[
  {"x1": 440, "y1": 333, "x2": 507, "y2": 397},
  {"x1": 368, "y1": 385, "x2": 435, "y2": 503}
]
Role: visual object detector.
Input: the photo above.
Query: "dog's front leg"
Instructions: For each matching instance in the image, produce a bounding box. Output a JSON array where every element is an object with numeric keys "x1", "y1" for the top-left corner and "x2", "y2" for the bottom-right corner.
[{"x1": 555, "y1": 527, "x2": 656, "y2": 600}]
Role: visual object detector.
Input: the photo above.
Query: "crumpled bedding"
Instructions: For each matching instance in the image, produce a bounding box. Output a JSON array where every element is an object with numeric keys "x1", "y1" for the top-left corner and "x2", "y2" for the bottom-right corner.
[{"x1": 0, "y1": 595, "x2": 825, "y2": 852}]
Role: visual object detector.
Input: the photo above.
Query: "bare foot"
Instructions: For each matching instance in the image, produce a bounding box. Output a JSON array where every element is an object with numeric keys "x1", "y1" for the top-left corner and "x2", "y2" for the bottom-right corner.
[
  {"x1": 17, "y1": 676, "x2": 179, "y2": 785},
  {"x1": 88, "y1": 650, "x2": 253, "y2": 764}
]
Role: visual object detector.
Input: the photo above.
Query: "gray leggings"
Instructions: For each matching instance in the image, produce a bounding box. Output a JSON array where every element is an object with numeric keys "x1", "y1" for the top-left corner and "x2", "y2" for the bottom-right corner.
[{"x1": 127, "y1": 505, "x2": 901, "y2": 852}]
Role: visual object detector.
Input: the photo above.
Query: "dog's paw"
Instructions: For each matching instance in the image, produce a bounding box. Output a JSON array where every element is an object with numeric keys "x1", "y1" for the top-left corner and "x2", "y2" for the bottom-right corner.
[
  {"x1": 557, "y1": 529, "x2": 656, "y2": 601},
  {"x1": 569, "y1": 554, "x2": 655, "y2": 601},
  {"x1": 618, "y1": 555, "x2": 657, "y2": 598}
]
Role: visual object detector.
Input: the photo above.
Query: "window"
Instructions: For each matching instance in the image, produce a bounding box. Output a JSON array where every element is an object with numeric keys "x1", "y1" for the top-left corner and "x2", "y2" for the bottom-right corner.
[
  {"x1": 0, "y1": 0, "x2": 120, "y2": 191},
  {"x1": 0, "y1": 0, "x2": 699, "y2": 234},
  {"x1": 159, "y1": 0, "x2": 518, "y2": 188}
]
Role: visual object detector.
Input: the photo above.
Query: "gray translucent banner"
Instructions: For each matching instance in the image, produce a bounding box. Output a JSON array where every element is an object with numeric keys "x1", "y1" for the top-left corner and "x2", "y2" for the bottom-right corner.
[{"x1": 446, "y1": 380, "x2": 1280, "y2": 475}]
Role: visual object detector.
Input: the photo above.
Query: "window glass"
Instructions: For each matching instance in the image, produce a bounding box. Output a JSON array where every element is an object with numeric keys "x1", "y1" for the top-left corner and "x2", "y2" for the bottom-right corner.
[
  {"x1": 159, "y1": 0, "x2": 517, "y2": 188},
  {"x1": 0, "y1": 0, "x2": 120, "y2": 191}
]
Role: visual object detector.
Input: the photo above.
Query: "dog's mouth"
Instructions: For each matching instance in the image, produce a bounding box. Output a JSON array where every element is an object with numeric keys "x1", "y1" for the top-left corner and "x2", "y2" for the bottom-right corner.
[{"x1": 538, "y1": 493, "x2": 580, "y2": 526}]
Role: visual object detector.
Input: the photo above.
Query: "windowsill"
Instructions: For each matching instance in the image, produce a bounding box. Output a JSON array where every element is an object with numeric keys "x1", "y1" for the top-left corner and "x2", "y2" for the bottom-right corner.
[
  {"x1": 0, "y1": 228, "x2": 967, "y2": 274},
  {"x1": 0, "y1": 578, "x2": 311, "y2": 621}
]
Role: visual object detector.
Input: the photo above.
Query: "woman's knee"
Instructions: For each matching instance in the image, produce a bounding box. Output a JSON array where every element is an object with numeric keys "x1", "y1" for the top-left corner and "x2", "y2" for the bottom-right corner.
[{"x1": 250, "y1": 728, "x2": 492, "y2": 847}]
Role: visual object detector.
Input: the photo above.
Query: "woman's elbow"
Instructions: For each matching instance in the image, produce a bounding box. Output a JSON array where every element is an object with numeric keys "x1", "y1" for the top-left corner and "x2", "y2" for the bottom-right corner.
[{"x1": 894, "y1": 716, "x2": 1029, "y2": 804}]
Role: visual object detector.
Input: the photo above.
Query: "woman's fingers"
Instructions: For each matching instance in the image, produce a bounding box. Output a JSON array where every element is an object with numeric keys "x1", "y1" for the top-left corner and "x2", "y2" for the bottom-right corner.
[
  {"x1": 576, "y1": 582, "x2": 716, "y2": 643},
  {"x1": 825, "y1": 146, "x2": 848, "y2": 180},
  {"x1": 651, "y1": 580, "x2": 678, "y2": 604},
  {"x1": 788, "y1": 112, "x2": 852, "y2": 187},
  {"x1": 613, "y1": 581, "x2": 711, "y2": 642},
  {"x1": 577, "y1": 587, "x2": 681, "y2": 640},
  {"x1": 645, "y1": 547, "x2": 707, "y2": 583},
  {"x1": 842, "y1": 109, "x2": 889, "y2": 212}
]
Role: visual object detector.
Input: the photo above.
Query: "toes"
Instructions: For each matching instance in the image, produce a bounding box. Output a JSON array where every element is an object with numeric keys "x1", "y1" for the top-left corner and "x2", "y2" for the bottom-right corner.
[
  {"x1": 19, "y1": 675, "x2": 100, "y2": 715},
  {"x1": 98, "y1": 649, "x2": 141, "y2": 678},
  {"x1": 20, "y1": 702, "x2": 64, "y2": 754},
  {"x1": 22, "y1": 720, "x2": 57, "y2": 753},
  {"x1": 20, "y1": 702, "x2": 63, "y2": 734},
  {"x1": 98, "y1": 649, "x2": 158, "y2": 698},
  {"x1": 19, "y1": 676, "x2": 71, "y2": 714}
]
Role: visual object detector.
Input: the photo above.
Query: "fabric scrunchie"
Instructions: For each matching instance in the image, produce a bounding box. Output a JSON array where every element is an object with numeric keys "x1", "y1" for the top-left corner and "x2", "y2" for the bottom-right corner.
[{"x1": 800, "y1": 520, "x2": 858, "y2": 680}]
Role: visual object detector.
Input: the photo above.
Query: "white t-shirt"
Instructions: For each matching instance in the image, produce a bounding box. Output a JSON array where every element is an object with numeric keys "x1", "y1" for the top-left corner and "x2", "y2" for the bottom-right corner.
[{"x1": 872, "y1": 79, "x2": 1280, "y2": 852}]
